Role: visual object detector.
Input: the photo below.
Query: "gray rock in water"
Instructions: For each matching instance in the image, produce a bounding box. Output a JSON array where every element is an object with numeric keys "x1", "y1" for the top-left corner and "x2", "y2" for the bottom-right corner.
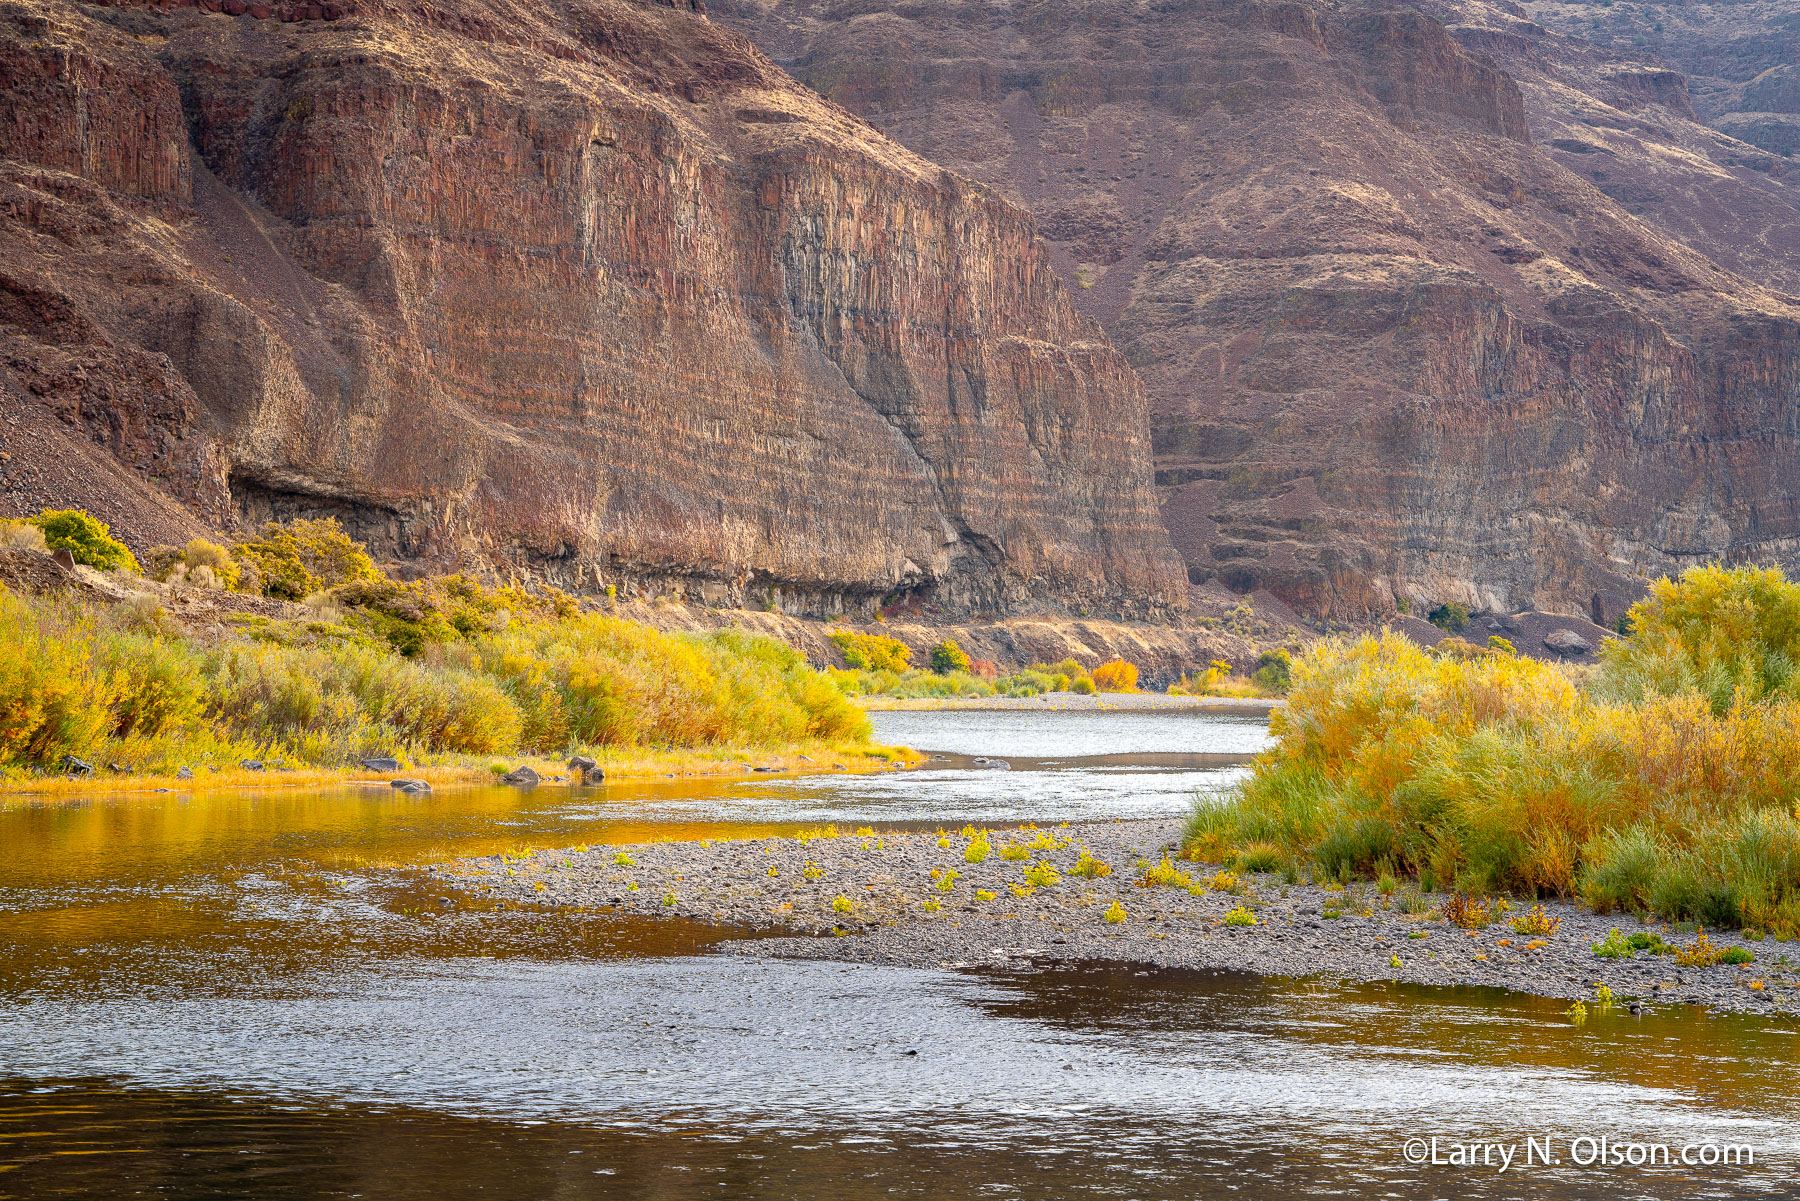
[
  {"x1": 175, "y1": 765, "x2": 195, "y2": 780},
  {"x1": 239, "y1": 759, "x2": 265, "y2": 771},
  {"x1": 1543, "y1": 628, "x2": 1592, "y2": 655},
  {"x1": 970, "y1": 757, "x2": 1011, "y2": 771},
  {"x1": 501, "y1": 765, "x2": 540, "y2": 786},
  {"x1": 359, "y1": 757, "x2": 403, "y2": 773},
  {"x1": 392, "y1": 779, "x2": 432, "y2": 793},
  {"x1": 61, "y1": 755, "x2": 93, "y2": 776},
  {"x1": 568, "y1": 754, "x2": 598, "y2": 772}
]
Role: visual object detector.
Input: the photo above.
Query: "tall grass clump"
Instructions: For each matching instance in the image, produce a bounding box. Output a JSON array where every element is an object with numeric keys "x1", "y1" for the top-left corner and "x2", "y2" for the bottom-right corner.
[{"x1": 1186, "y1": 566, "x2": 1800, "y2": 935}]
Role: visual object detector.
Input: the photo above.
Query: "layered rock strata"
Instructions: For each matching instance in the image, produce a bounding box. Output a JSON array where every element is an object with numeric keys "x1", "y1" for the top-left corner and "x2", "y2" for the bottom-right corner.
[
  {"x1": 719, "y1": 0, "x2": 1800, "y2": 618},
  {"x1": 0, "y1": 0, "x2": 1186, "y2": 617}
]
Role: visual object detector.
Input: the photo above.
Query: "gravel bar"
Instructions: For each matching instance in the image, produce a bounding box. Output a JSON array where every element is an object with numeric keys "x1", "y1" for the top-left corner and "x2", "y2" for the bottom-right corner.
[{"x1": 427, "y1": 818, "x2": 1797, "y2": 1016}]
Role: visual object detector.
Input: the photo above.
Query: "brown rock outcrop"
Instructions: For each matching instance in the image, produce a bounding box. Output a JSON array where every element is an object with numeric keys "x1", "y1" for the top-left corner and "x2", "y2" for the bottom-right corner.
[
  {"x1": 1523, "y1": 0, "x2": 1800, "y2": 159},
  {"x1": 0, "y1": 0, "x2": 1186, "y2": 618},
  {"x1": 718, "y1": 0, "x2": 1800, "y2": 619}
]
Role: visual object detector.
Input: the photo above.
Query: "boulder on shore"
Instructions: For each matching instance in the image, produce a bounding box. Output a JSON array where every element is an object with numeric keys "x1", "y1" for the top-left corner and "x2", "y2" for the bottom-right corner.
[{"x1": 1543, "y1": 629, "x2": 1593, "y2": 655}]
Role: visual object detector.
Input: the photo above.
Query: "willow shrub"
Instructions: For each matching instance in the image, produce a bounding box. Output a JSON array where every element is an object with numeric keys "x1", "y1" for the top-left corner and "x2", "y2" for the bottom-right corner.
[
  {"x1": 1187, "y1": 567, "x2": 1800, "y2": 934},
  {"x1": 0, "y1": 584, "x2": 868, "y2": 775},
  {"x1": 0, "y1": 590, "x2": 115, "y2": 765}
]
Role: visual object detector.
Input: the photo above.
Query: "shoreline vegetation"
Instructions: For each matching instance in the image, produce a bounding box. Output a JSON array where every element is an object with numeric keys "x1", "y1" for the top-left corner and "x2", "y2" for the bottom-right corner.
[
  {"x1": 857, "y1": 693, "x2": 1280, "y2": 712},
  {"x1": 0, "y1": 512, "x2": 906, "y2": 798},
  {"x1": 824, "y1": 629, "x2": 1289, "y2": 701},
  {"x1": 1187, "y1": 565, "x2": 1800, "y2": 940}
]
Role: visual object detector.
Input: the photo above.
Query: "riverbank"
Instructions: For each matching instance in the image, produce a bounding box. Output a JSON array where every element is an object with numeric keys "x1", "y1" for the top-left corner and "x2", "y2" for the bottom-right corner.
[
  {"x1": 428, "y1": 818, "x2": 1795, "y2": 1017},
  {"x1": 0, "y1": 743, "x2": 921, "y2": 802},
  {"x1": 857, "y1": 692, "x2": 1280, "y2": 713},
  {"x1": 0, "y1": 538, "x2": 890, "y2": 795}
]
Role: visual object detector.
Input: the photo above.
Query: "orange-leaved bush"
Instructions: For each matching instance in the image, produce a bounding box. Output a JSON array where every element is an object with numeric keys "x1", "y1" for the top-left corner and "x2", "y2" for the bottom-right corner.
[{"x1": 1091, "y1": 659, "x2": 1139, "y2": 693}]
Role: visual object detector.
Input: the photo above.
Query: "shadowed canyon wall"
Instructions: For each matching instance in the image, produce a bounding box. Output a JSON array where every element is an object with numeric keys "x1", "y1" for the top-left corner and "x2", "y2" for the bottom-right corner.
[
  {"x1": 717, "y1": 0, "x2": 1800, "y2": 619},
  {"x1": 0, "y1": 0, "x2": 1187, "y2": 617}
]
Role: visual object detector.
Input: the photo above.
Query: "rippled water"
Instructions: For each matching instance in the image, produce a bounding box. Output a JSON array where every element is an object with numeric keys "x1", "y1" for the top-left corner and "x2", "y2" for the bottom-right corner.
[{"x1": 2, "y1": 708, "x2": 1796, "y2": 1199}]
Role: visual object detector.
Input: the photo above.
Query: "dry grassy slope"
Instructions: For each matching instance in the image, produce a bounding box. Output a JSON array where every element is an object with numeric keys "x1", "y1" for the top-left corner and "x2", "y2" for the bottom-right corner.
[
  {"x1": 716, "y1": 0, "x2": 1800, "y2": 621},
  {"x1": 1521, "y1": 0, "x2": 1800, "y2": 157},
  {"x1": 0, "y1": 0, "x2": 1186, "y2": 620},
  {"x1": 1432, "y1": 0, "x2": 1800, "y2": 297}
]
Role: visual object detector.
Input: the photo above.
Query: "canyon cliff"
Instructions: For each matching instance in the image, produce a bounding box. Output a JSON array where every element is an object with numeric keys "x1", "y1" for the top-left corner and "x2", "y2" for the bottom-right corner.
[
  {"x1": 719, "y1": 0, "x2": 1800, "y2": 621},
  {"x1": 1523, "y1": 0, "x2": 1800, "y2": 159},
  {"x1": 0, "y1": 0, "x2": 1187, "y2": 617}
]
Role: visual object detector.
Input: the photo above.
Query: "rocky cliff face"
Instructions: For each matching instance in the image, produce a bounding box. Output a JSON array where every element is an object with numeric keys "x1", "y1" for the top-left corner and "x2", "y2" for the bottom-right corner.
[
  {"x1": 719, "y1": 0, "x2": 1800, "y2": 619},
  {"x1": 0, "y1": 0, "x2": 1186, "y2": 617},
  {"x1": 1522, "y1": 0, "x2": 1800, "y2": 158}
]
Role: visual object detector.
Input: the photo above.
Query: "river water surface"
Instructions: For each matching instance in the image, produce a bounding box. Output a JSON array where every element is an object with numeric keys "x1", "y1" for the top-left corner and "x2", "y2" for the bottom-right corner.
[{"x1": 2, "y1": 710, "x2": 1796, "y2": 1199}]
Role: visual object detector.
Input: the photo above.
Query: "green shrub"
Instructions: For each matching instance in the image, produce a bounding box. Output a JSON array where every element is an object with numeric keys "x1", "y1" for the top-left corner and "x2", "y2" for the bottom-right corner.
[
  {"x1": 1252, "y1": 648, "x2": 1293, "y2": 693},
  {"x1": 994, "y1": 669, "x2": 1055, "y2": 698},
  {"x1": 0, "y1": 590, "x2": 113, "y2": 765},
  {"x1": 1580, "y1": 826, "x2": 1660, "y2": 914},
  {"x1": 235, "y1": 518, "x2": 377, "y2": 600},
  {"x1": 930, "y1": 639, "x2": 972, "y2": 675},
  {"x1": 1428, "y1": 601, "x2": 1469, "y2": 632},
  {"x1": 1596, "y1": 563, "x2": 1800, "y2": 713},
  {"x1": 828, "y1": 630, "x2": 912, "y2": 672},
  {"x1": 28, "y1": 510, "x2": 137, "y2": 572},
  {"x1": 1593, "y1": 929, "x2": 1633, "y2": 959},
  {"x1": 330, "y1": 578, "x2": 456, "y2": 657},
  {"x1": 829, "y1": 664, "x2": 997, "y2": 700},
  {"x1": 96, "y1": 628, "x2": 207, "y2": 739},
  {"x1": 1070, "y1": 676, "x2": 1097, "y2": 696}
]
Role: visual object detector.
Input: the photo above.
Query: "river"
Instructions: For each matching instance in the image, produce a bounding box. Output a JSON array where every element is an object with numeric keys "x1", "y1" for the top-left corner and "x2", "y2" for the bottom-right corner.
[{"x1": 1, "y1": 709, "x2": 1795, "y2": 1199}]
